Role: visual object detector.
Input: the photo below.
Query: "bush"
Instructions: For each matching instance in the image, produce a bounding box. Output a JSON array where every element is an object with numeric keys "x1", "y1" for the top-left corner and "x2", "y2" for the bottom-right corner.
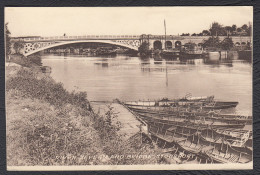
[
  {"x1": 6, "y1": 68, "x2": 161, "y2": 166},
  {"x1": 6, "y1": 68, "x2": 91, "y2": 113},
  {"x1": 138, "y1": 42, "x2": 150, "y2": 56},
  {"x1": 6, "y1": 91, "x2": 102, "y2": 165},
  {"x1": 9, "y1": 54, "x2": 42, "y2": 67},
  {"x1": 93, "y1": 105, "x2": 161, "y2": 165},
  {"x1": 93, "y1": 104, "x2": 121, "y2": 141},
  {"x1": 27, "y1": 55, "x2": 43, "y2": 66}
]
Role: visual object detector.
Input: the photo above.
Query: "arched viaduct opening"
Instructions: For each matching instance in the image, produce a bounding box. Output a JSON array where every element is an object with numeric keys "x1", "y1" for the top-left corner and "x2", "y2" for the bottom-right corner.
[
  {"x1": 175, "y1": 41, "x2": 182, "y2": 49},
  {"x1": 153, "y1": 41, "x2": 162, "y2": 50},
  {"x1": 165, "y1": 41, "x2": 172, "y2": 49}
]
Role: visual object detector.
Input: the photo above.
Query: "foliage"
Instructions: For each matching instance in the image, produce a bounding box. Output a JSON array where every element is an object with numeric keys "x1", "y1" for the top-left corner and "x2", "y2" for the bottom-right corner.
[
  {"x1": 191, "y1": 22, "x2": 252, "y2": 36},
  {"x1": 202, "y1": 36, "x2": 220, "y2": 48},
  {"x1": 220, "y1": 37, "x2": 234, "y2": 50},
  {"x1": 237, "y1": 28, "x2": 242, "y2": 32},
  {"x1": 209, "y1": 22, "x2": 226, "y2": 36},
  {"x1": 27, "y1": 55, "x2": 43, "y2": 66},
  {"x1": 13, "y1": 42, "x2": 24, "y2": 54},
  {"x1": 6, "y1": 68, "x2": 91, "y2": 113},
  {"x1": 9, "y1": 54, "x2": 43, "y2": 67},
  {"x1": 138, "y1": 41, "x2": 150, "y2": 56},
  {"x1": 202, "y1": 35, "x2": 234, "y2": 50},
  {"x1": 6, "y1": 90, "x2": 102, "y2": 166},
  {"x1": 232, "y1": 24, "x2": 237, "y2": 32},
  {"x1": 6, "y1": 66, "x2": 102, "y2": 166},
  {"x1": 181, "y1": 33, "x2": 190, "y2": 36},
  {"x1": 93, "y1": 104, "x2": 124, "y2": 163},
  {"x1": 5, "y1": 23, "x2": 11, "y2": 56},
  {"x1": 202, "y1": 30, "x2": 210, "y2": 36},
  {"x1": 93, "y1": 105, "x2": 160, "y2": 165},
  {"x1": 6, "y1": 66, "x2": 162, "y2": 166},
  {"x1": 246, "y1": 24, "x2": 252, "y2": 36},
  {"x1": 93, "y1": 104, "x2": 121, "y2": 141}
]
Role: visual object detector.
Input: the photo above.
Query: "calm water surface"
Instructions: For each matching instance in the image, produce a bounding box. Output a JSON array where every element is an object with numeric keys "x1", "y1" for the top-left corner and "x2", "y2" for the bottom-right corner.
[{"x1": 42, "y1": 54, "x2": 252, "y2": 115}]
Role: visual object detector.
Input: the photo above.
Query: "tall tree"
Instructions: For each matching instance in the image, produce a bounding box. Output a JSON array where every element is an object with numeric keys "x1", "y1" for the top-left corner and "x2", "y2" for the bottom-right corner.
[
  {"x1": 231, "y1": 25, "x2": 237, "y2": 32},
  {"x1": 209, "y1": 22, "x2": 225, "y2": 36},
  {"x1": 237, "y1": 28, "x2": 242, "y2": 32},
  {"x1": 202, "y1": 30, "x2": 210, "y2": 36},
  {"x1": 224, "y1": 26, "x2": 232, "y2": 36},
  {"x1": 181, "y1": 33, "x2": 190, "y2": 36},
  {"x1": 220, "y1": 37, "x2": 234, "y2": 50},
  {"x1": 202, "y1": 36, "x2": 220, "y2": 48},
  {"x1": 241, "y1": 24, "x2": 248, "y2": 31},
  {"x1": 5, "y1": 23, "x2": 11, "y2": 57},
  {"x1": 247, "y1": 24, "x2": 252, "y2": 36},
  {"x1": 13, "y1": 42, "x2": 24, "y2": 54},
  {"x1": 138, "y1": 41, "x2": 150, "y2": 56}
]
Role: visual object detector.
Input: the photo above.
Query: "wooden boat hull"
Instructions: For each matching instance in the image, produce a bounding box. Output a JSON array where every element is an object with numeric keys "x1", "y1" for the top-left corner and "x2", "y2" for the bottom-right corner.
[
  {"x1": 204, "y1": 102, "x2": 239, "y2": 109},
  {"x1": 129, "y1": 108, "x2": 251, "y2": 125},
  {"x1": 123, "y1": 96, "x2": 214, "y2": 106},
  {"x1": 147, "y1": 120, "x2": 252, "y2": 164},
  {"x1": 140, "y1": 114, "x2": 246, "y2": 130},
  {"x1": 124, "y1": 101, "x2": 238, "y2": 110},
  {"x1": 131, "y1": 108, "x2": 247, "y2": 129}
]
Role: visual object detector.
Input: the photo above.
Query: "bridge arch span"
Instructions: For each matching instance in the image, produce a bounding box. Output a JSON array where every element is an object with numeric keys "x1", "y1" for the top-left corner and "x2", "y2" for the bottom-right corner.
[{"x1": 23, "y1": 40, "x2": 139, "y2": 56}]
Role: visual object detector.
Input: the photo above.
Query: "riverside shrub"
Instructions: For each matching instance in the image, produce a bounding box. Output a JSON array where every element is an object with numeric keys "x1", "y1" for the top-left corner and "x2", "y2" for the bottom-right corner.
[
  {"x1": 6, "y1": 67, "x2": 161, "y2": 165},
  {"x1": 6, "y1": 90, "x2": 103, "y2": 166},
  {"x1": 6, "y1": 68, "x2": 90, "y2": 112},
  {"x1": 6, "y1": 68, "x2": 103, "y2": 165}
]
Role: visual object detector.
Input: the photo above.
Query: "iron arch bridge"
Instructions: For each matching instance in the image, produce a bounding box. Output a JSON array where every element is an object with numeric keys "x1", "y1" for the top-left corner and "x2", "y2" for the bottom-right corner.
[
  {"x1": 13, "y1": 35, "x2": 141, "y2": 56},
  {"x1": 11, "y1": 35, "x2": 251, "y2": 56}
]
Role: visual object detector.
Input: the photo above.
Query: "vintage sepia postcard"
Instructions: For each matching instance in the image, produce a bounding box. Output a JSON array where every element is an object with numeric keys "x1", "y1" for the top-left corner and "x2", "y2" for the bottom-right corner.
[{"x1": 5, "y1": 7, "x2": 253, "y2": 170}]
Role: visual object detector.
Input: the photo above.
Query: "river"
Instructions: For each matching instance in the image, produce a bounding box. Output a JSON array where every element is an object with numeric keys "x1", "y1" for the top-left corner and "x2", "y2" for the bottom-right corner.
[{"x1": 42, "y1": 54, "x2": 252, "y2": 115}]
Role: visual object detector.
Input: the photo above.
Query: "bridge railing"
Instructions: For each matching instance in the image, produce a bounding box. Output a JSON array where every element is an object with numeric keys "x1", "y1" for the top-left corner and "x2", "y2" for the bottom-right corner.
[
  {"x1": 22, "y1": 35, "x2": 141, "y2": 41},
  {"x1": 15, "y1": 35, "x2": 251, "y2": 43}
]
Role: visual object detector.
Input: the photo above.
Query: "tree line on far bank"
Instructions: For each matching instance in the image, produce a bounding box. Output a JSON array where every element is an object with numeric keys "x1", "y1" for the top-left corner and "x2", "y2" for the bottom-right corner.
[{"x1": 181, "y1": 22, "x2": 252, "y2": 37}]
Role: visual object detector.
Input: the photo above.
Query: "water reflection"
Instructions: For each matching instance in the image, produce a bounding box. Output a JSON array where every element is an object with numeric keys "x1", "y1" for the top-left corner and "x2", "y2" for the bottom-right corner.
[
  {"x1": 42, "y1": 54, "x2": 252, "y2": 115},
  {"x1": 94, "y1": 62, "x2": 109, "y2": 67},
  {"x1": 154, "y1": 55, "x2": 163, "y2": 61},
  {"x1": 154, "y1": 61, "x2": 163, "y2": 64},
  {"x1": 203, "y1": 58, "x2": 233, "y2": 67}
]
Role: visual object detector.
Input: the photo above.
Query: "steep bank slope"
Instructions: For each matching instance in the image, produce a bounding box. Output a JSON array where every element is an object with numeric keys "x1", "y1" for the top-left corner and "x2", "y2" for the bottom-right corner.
[
  {"x1": 6, "y1": 61, "x2": 162, "y2": 166},
  {"x1": 6, "y1": 65, "x2": 104, "y2": 165}
]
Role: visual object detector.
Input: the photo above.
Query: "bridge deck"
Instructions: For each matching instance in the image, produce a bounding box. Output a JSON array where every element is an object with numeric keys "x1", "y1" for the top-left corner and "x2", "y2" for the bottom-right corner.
[{"x1": 90, "y1": 102, "x2": 141, "y2": 140}]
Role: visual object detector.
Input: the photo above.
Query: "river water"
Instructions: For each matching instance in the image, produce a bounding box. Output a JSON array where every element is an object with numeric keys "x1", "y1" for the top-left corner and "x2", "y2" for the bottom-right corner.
[{"x1": 42, "y1": 54, "x2": 252, "y2": 115}]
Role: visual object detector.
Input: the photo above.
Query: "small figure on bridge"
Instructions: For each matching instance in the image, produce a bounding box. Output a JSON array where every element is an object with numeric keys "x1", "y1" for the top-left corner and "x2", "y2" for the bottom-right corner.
[{"x1": 63, "y1": 33, "x2": 66, "y2": 37}]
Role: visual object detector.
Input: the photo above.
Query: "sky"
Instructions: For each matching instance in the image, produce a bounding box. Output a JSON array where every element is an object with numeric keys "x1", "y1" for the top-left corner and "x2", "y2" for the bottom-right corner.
[{"x1": 5, "y1": 7, "x2": 253, "y2": 37}]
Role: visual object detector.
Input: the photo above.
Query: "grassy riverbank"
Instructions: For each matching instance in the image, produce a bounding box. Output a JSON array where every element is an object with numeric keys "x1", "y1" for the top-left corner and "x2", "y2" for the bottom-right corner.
[{"x1": 6, "y1": 55, "x2": 162, "y2": 166}]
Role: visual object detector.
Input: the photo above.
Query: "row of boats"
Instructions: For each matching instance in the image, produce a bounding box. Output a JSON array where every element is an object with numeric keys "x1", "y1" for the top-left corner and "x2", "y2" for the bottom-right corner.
[{"x1": 120, "y1": 95, "x2": 252, "y2": 164}]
